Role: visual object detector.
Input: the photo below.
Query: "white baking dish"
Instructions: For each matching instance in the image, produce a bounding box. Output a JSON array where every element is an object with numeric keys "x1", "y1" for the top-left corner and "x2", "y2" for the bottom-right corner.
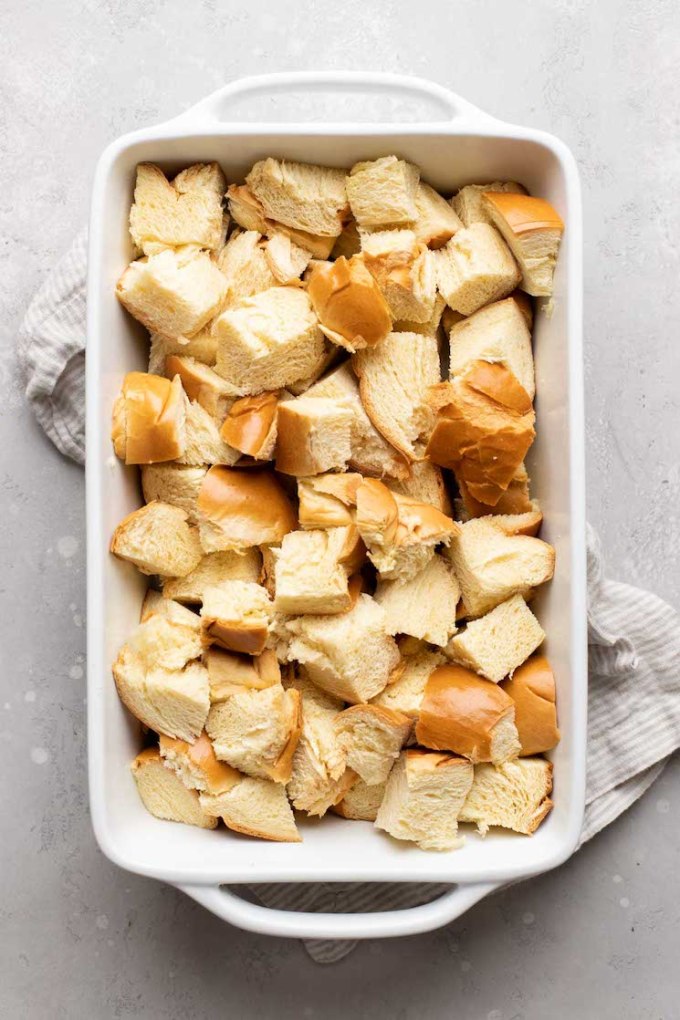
[{"x1": 87, "y1": 72, "x2": 587, "y2": 940}]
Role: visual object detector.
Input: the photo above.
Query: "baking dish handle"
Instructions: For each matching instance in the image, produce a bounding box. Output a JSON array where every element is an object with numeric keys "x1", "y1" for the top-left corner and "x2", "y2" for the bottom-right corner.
[
  {"x1": 169, "y1": 71, "x2": 500, "y2": 127},
  {"x1": 176, "y1": 881, "x2": 499, "y2": 940}
]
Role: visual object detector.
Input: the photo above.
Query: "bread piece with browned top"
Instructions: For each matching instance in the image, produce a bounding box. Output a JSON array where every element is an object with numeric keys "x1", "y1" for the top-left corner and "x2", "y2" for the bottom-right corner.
[
  {"x1": 112, "y1": 372, "x2": 186, "y2": 465},
  {"x1": 196, "y1": 466, "x2": 297, "y2": 554},
  {"x1": 335, "y1": 704, "x2": 412, "y2": 786},
  {"x1": 361, "y1": 229, "x2": 437, "y2": 323},
  {"x1": 307, "y1": 255, "x2": 392, "y2": 352},
  {"x1": 200, "y1": 581, "x2": 273, "y2": 655},
  {"x1": 501, "y1": 654, "x2": 560, "y2": 756},
  {"x1": 482, "y1": 192, "x2": 564, "y2": 297}
]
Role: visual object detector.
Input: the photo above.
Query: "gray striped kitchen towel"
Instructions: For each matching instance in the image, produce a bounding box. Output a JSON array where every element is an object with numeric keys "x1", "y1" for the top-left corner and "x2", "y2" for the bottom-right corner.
[{"x1": 17, "y1": 232, "x2": 680, "y2": 963}]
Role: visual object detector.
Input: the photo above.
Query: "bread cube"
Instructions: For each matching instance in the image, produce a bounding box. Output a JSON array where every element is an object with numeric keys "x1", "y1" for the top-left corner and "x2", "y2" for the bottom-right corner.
[
  {"x1": 448, "y1": 294, "x2": 535, "y2": 399},
  {"x1": 196, "y1": 466, "x2": 297, "y2": 554},
  {"x1": 459, "y1": 758, "x2": 554, "y2": 835},
  {"x1": 161, "y1": 548, "x2": 262, "y2": 604},
  {"x1": 110, "y1": 501, "x2": 202, "y2": 577},
  {"x1": 482, "y1": 192, "x2": 564, "y2": 297},
  {"x1": 273, "y1": 527, "x2": 362, "y2": 614},
  {"x1": 129, "y1": 162, "x2": 227, "y2": 255},
  {"x1": 346, "y1": 156, "x2": 420, "y2": 227},
  {"x1": 178, "y1": 399, "x2": 241, "y2": 466},
  {"x1": 500, "y1": 654, "x2": 560, "y2": 756},
  {"x1": 393, "y1": 292, "x2": 447, "y2": 336},
  {"x1": 372, "y1": 647, "x2": 444, "y2": 719},
  {"x1": 216, "y1": 229, "x2": 277, "y2": 307},
  {"x1": 388, "y1": 460, "x2": 450, "y2": 513},
  {"x1": 139, "y1": 590, "x2": 201, "y2": 631},
  {"x1": 411, "y1": 182, "x2": 462, "y2": 248},
  {"x1": 200, "y1": 581, "x2": 273, "y2": 655},
  {"x1": 141, "y1": 463, "x2": 207, "y2": 523},
  {"x1": 275, "y1": 396, "x2": 353, "y2": 476},
  {"x1": 128, "y1": 612, "x2": 202, "y2": 671},
  {"x1": 206, "y1": 647, "x2": 281, "y2": 702},
  {"x1": 451, "y1": 181, "x2": 526, "y2": 228},
  {"x1": 332, "y1": 778, "x2": 387, "y2": 821},
  {"x1": 458, "y1": 462, "x2": 536, "y2": 520},
  {"x1": 264, "y1": 232, "x2": 312, "y2": 283},
  {"x1": 447, "y1": 594, "x2": 545, "y2": 683},
  {"x1": 375, "y1": 554, "x2": 460, "y2": 646},
  {"x1": 200, "y1": 776, "x2": 301, "y2": 842},
  {"x1": 113, "y1": 645, "x2": 209, "y2": 742},
  {"x1": 220, "y1": 391, "x2": 279, "y2": 460},
  {"x1": 131, "y1": 748, "x2": 218, "y2": 828},
  {"x1": 111, "y1": 372, "x2": 186, "y2": 465},
  {"x1": 206, "y1": 683, "x2": 301, "y2": 783},
  {"x1": 246, "y1": 157, "x2": 348, "y2": 237},
  {"x1": 307, "y1": 255, "x2": 392, "y2": 352},
  {"x1": 148, "y1": 329, "x2": 217, "y2": 375},
  {"x1": 164, "y1": 355, "x2": 237, "y2": 419},
  {"x1": 361, "y1": 229, "x2": 437, "y2": 323},
  {"x1": 335, "y1": 705, "x2": 412, "y2": 786},
  {"x1": 435, "y1": 223, "x2": 520, "y2": 315},
  {"x1": 297, "y1": 472, "x2": 362, "y2": 529},
  {"x1": 159, "y1": 731, "x2": 241, "y2": 794}
]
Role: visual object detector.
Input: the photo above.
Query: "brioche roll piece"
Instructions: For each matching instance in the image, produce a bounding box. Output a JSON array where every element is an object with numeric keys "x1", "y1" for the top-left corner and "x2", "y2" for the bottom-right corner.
[
  {"x1": 162, "y1": 548, "x2": 262, "y2": 604},
  {"x1": 346, "y1": 156, "x2": 420, "y2": 227},
  {"x1": 206, "y1": 683, "x2": 301, "y2": 783},
  {"x1": 178, "y1": 398, "x2": 241, "y2": 467},
  {"x1": 200, "y1": 776, "x2": 301, "y2": 842},
  {"x1": 206, "y1": 647, "x2": 281, "y2": 702},
  {"x1": 435, "y1": 223, "x2": 520, "y2": 316},
  {"x1": 141, "y1": 463, "x2": 207, "y2": 523},
  {"x1": 159, "y1": 731, "x2": 241, "y2": 795},
  {"x1": 164, "y1": 355, "x2": 236, "y2": 419},
  {"x1": 220, "y1": 391, "x2": 279, "y2": 460},
  {"x1": 131, "y1": 748, "x2": 218, "y2": 829},
  {"x1": 501, "y1": 654, "x2": 560, "y2": 755},
  {"x1": 448, "y1": 294, "x2": 535, "y2": 399},
  {"x1": 307, "y1": 255, "x2": 392, "y2": 352},
  {"x1": 273, "y1": 526, "x2": 364, "y2": 615},
  {"x1": 448, "y1": 594, "x2": 545, "y2": 684},
  {"x1": 297, "y1": 472, "x2": 362, "y2": 529},
  {"x1": 411, "y1": 182, "x2": 462, "y2": 249},
  {"x1": 200, "y1": 581, "x2": 273, "y2": 655},
  {"x1": 459, "y1": 758, "x2": 553, "y2": 835},
  {"x1": 113, "y1": 646, "x2": 209, "y2": 742},
  {"x1": 196, "y1": 466, "x2": 297, "y2": 553},
  {"x1": 140, "y1": 590, "x2": 201, "y2": 630},
  {"x1": 216, "y1": 228, "x2": 278, "y2": 307},
  {"x1": 388, "y1": 460, "x2": 451, "y2": 514},
  {"x1": 451, "y1": 181, "x2": 526, "y2": 228},
  {"x1": 112, "y1": 372, "x2": 186, "y2": 465},
  {"x1": 335, "y1": 705, "x2": 412, "y2": 786},
  {"x1": 127, "y1": 612, "x2": 202, "y2": 672},
  {"x1": 372, "y1": 648, "x2": 445, "y2": 719},
  {"x1": 482, "y1": 192, "x2": 564, "y2": 297},
  {"x1": 275, "y1": 396, "x2": 353, "y2": 476},
  {"x1": 148, "y1": 329, "x2": 217, "y2": 376},
  {"x1": 332, "y1": 778, "x2": 387, "y2": 821},
  {"x1": 360, "y1": 229, "x2": 437, "y2": 323},
  {"x1": 246, "y1": 158, "x2": 349, "y2": 238},
  {"x1": 111, "y1": 501, "x2": 202, "y2": 578},
  {"x1": 264, "y1": 232, "x2": 312, "y2": 283},
  {"x1": 129, "y1": 162, "x2": 226, "y2": 255},
  {"x1": 375, "y1": 554, "x2": 460, "y2": 647},
  {"x1": 458, "y1": 462, "x2": 536, "y2": 520}
]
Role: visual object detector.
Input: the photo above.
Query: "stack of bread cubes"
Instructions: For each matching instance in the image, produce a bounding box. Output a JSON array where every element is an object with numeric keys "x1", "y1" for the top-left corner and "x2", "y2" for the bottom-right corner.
[{"x1": 111, "y1": 153, "x2": 564, "y2": 851}]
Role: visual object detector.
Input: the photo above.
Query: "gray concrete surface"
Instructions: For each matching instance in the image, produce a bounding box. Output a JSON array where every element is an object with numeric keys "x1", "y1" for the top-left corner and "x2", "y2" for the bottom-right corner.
[{"x1": 1, "y1": 1, "x2": 679, "y2": 1016}]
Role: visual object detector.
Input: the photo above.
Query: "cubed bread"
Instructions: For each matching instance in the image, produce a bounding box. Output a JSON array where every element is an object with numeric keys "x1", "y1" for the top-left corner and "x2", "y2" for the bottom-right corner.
[
  {"x1": 447, "y1": 594, "x2": 545, "y2": 683},
  {"x1": 113, "y1": 645, "x2": 209, "y2": 741},
  {"x1": 141, "y1": 463, "x2": 207, "y2": 523},
  {"x1": 353, "y1": 331, "x2": 441, "y2": 460},
  {"x1": 286, "y1": 593, "x2": 401, "y2": 703},
  {"x1": 297, "y1": 472, "x2": 362, "y2": 529},
  {"x1": 196, "y1": 466, "x2": 297, "y2": 553},
  {"x1": 361, "y1": 230, "x2": 437, "y2": 323},
  {"x1": 148, "y1": 329, "x2": 218, "y2": 375},
  {"x1": 304, "y1": 363, "x2": 408, "y2": 479},
  {"x1": 375, "y1": 554, "x2": 460, "y2": 646},
  {"x1": 227, "y1": 184, "x2": 337, "y2": 260},
  {"x1": 178, "y1": 398, "x2": 241, "y2": 466},
  {"x1": 216, "y1": 229, "x2": 278, "y2": 307},
  {"x1": 415, "y1": 663, "x2": 520, "y2": 763},
  {"x1": 411, "y1": 182, "x2": 463, "y2": 249},
  {"x1": 372, "y1": 647, "x2": 444, "y2": 719},
  {"x1": 206, "y1": 647, "x2": 281, "y2": 702},
  {"x1": 140, "y1": 590, "x2": 201, "y2": 631},
  {"x1": 159, "y1": 731, "x2": 241, "y2": 794},
  {"x1": 264, "y1": 231, "x2": 312, "y2": 283},
  {"x1": 459, "y1": 758, "x2": 554, "y2": 835},
  {"x1": 482, "y1": 193, "x2": 564, "y2": 297},
  {"x1": 388, "y1": 460, "x2": 451, "y2": 514},
  {"x1": 307, "y1": 256, "x2": 392, "y2": 352},
  {"x1": 200, "y1": 581, "x2": 273, "y2": 655},
  {"x1": 161, "y1": 547, "x2": 262, "y2": 604},
  {"x1": 200, "y1": 776, "x2": 301, "y2": 842},
  {"x1": 116, "y1": 248, "x2": 227, "y2": 340},
  {"x1": 273, "y1": 527, "x2": 363, "y2": 614},
  {"x1": 435, "y1": 223, "x2": 520, "y2": 315},
  {"x1": 448, "y1": 294, "x2": 535, "y2": 399},
  {"x1": 481, "y1": 509, "x2": 544, "y2": 537},
  {"x1": 164, "y1": 355, "x2": 237, "y2": 419},
  {"x1": 375, "y1": 749, "x2": 474, "y2": 851},
  {"x1": 131, "y1": 748, "x2": 218, "y2": 828},
  {"x1": 332, "y1": 778, "x2": 387, "y2": 821},
  {"x1": 128, "y1": 612, "x2": 202, "y2": 671},
  {"x1": 213, "y1": 286, "x2": 326, "y2": 395},
  {"x1": 426, "y1": 361, "x2": 535, "y2": 506},
  {"x1": 206, "y1": 683, "x2": 301, "y2": 783},
  {"x1": 335, "y1": 705, "x2": 412, "y2": 786},
  {"x1": 220, "y1": 391, "x2": 279, "y2": 460},
  {"x1": 451, "y1": 181, "x2": 526, "y2": 228},
  {"x1": 129, "y1": 162, "x2": 227, "y2": 255},
  {"x1": 110, "y1": 501, "x2": 202, "y2": 577},
  {"x1": 500, "y1": 654, "x2": 560, "y2": 756},
  {"x1": 275, "y1": 396, "x2": 353, "y2": 476},
  {"x1": 246, "y1": 158, "x2": 348, "y2": 237},
  {"x1": 458, "y1": 462, "x2": 536, "y2": 520},
  {"x1": 393, "y1": 292, "x2": 447, "y2": 336},
  {"x1": 346, "y1": 156, "x2": 420, "y2": 227},
  {"x1": 111, "y1": 372, "x2": 186, "y2": 465}
]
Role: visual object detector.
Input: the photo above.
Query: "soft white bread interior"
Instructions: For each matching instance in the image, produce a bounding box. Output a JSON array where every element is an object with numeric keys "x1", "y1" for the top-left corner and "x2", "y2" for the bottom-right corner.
[
  {"x1": 178, "y1": 398, "x2": 241, "y2": 467},
  {"x1": 246, "y1": 158, "x2": 348, "y2": 238},
  {"x1": 482, "y1": 193, "x2": 564, "y2": 297},
  {"x1": 116, "y1": 247, "x2": 227, "y2": 340},
  {"x1": 297, "y1": 472, "x2": 362, "y2": 529},
  {"x1": 213, "y1": 286, "x2": 326, "y2": 395},
  {"x1": 264, "y1": 231, "x2": 312, "y2": 283},
  {"x1": 435, "y1": 223, "x2": 520, "y2": 316},
  {"x1": 307, "y1": 255, "x2": 392, "y2": 352},
  {"x1": 411, "y1": 182, "x2": 463, "y2": 249},
  {"x1": 353, "y1": 331, "x2": 440, "y2": 460},
  {"x1": 206, "y1": 683, "x2": 301, "y2": 783},
  {"x1": 361, "y1": 229, "x2": 436, "y2": 323},
  {"x1": 113, "y1": 645, "x2": 209, "y2": 742},
  {"x1": 206, "y1": 646, "x2": 281, "y2": 702},
  {"x1": 141, "y1": 463, "x2": 207, "y2": 524},
  {"x1": 447, "y1": 594, "x2": 545, "y2": 683},
  {"x1": 140, "y1": 590, "x2": 201, "y2": 630},
  {"x1": 128, "y1": 611, "x2": 202, "y2": 671},
  {"x1": 275, "y1": 396, "x2": 353, "y2": 477},
  {"x1": 161, "y1": 547, "x2": 262, "y2": 604},
  {"x1": 375, "y1": 554, "x2": 460, "y2": 646},
  {"x1": 159, "y1": 731, "x2": 241, "y2": 795},
  {"x1": 220, "y1": 391, "x2": 279, "y2": 460},
  {"x1": 200, "y1": 580, "x2": 273, "y2": 655},
  {"x1": 200, "y1": 775, "x2": 301, "y2": 842},
  {"x1": 393, "y1": 292, "x2": 447, "y2": 337},
  {"x1": 286, "y1": 593, "x2": 400, "y2": 703},
  {"x1": 335, "y1": 704, "x2": 412, "y2": 786},
  {"x1": 227, "y1": 183, "x2": 337, "y2": 260},
  {"x1": 374, "y1": 749, "x2": 474, "y2": 851},
  {"x1": 372, "y1": 647, "x2": 444, "y2": 719},
  {"x1": 110, "y1": 501, "x2": 202, "y2": 578},
  {"x1": 148, "y1": 329, "x2": 217, "y2": 376},
  {"x1": 196, "y1": 466, "x2": 297, "y2": 554},
  {"x1": 273, "y1": 526, "x2": 363, "y2": 614},
  {"x1": 304, "y1": 363, "x2": 407, "y2": 479},
  {"x1": 459, "y1": 758, "x2": 554, "y2": 835},
  {"x1": 164, "y1": 355, "x2": 236, "y2": 419},
  {"x1": 451, "y1": 181, "x2": 526, "y2": 228},
  {"x1": 500, "y1": 654, "x2": 560, "y2": 756},
  {"x1": 129, "y1": 162, "x2": 227, "y2": 255},
  {"x1": 332, "y1": 778, "x2": 387, "y2": 821},
  {"x1": 112, "y1": 372, "x2": 186, "y2": 465},
  {"x1": 131, "y1": 748, "x2": 218, "y2": 828},
  {"x1": 388, "y1": 460, "x2": 451, "y2": 514},
  {"x1": 414, "y1": 663, "x2": 520, "y2": 764},
  {"x1": 216, "y1": 229, "x2": 277, "y2": 307},
  {"x1": 448, "y1": 294, "x2": 535, "y2": 399},
  {"x1": 426, "y1": 361, "x2": 536, "y2": 507},
  {"x1": 346, "y1": 156, "x2": 420, "y2": 227}
]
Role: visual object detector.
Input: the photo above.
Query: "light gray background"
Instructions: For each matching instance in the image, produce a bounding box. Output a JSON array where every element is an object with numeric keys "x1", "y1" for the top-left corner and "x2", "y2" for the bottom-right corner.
[{"x1": 1, "y1": 1, "x2": 679, "y2": 1016}]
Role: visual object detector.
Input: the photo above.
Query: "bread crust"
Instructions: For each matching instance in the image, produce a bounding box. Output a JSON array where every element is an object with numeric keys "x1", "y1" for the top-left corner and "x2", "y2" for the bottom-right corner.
[
  {"x1": 307, "y1": 256, "x2": 392, "y2": 352},
  {"x1": 112, "y1": 372, "x2": 186, "y2": 465},
  {"x1": 220, "y1": 391, "x2": 279, "y2": 459},
  {"x1": 197, "y1": 466, "x2": 297, "y2": 551},
  {"x1": 501, "y1": 654, "x2": 560, "y2": 755}
]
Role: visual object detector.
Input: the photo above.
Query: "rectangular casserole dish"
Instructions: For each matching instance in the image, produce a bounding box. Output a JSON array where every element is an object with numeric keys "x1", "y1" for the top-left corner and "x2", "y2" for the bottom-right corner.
[{"x1": 87, "y1": 72, "x2": 586, "y2": 940}]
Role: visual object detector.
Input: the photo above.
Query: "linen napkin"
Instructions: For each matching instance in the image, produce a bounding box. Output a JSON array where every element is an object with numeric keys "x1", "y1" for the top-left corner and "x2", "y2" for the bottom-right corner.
[{"x1": 17, "y1": 232, "x2": 680, "y2": 964}]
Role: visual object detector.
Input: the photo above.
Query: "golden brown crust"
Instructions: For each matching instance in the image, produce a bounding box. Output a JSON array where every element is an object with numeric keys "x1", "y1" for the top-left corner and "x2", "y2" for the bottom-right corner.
[
  {"x1": 482, "y1": 193, "x2": 565, "y2": 235},
  {"x1": 206, "y1": 647, "x2": 281, "y2": 699},
  {"x1": 415, "y1": 664, "x2": 516, "y2": 762},
  {"x1": 197, "y1": 466, "x2": 297, "y2": 547},
  {"x1": 158, "y1": 732, "x2": 241, "y2": 795},
  {"x1": 307, "y1": 256, "x2": 392, "y2": 352},
  {"x1": 113, "y1": 372, "x2": 185, "y2": 465},
  {"x1": 501, "y1": 654, "x2": 560, "y2": 756},
  {"x1": 459, "y1": 466, "x2": 535, "y2": 520},
  {"x1": 220, "y1": 391, "x2": 279, "y2": 458},
  {"x1": 203, "y1": 618, "x2": 269, "y2": 656}
]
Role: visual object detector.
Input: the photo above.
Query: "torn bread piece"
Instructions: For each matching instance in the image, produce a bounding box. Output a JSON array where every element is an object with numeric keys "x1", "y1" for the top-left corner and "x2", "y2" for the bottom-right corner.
[
  {"x1": 389, "y1": 460, "x2": 451, "y2": 514},
  {"x1": 447, "y1": 594, "x2": 545, "y2": 683},
  {"x1": 116, "y1": 247, "x2": 227, "y2": 341},
  {"x1": 501, "y1": 654, "x2": 560, "y2": 756},
  {"x1": 451, "y1": 181, "x2": 527, "y2": 228},
  {"x1": 129, "y1": 162, "x2": 227, "y2": 255},
  {"x1": 196, "y1": 466, "x2": 297, "y2": 553},
  {"x1": 426, "y1": 361, "x2": 535, "y2": 507},
  {"x1": 165, "y1": 355, "x2": 237, "y2": 419},
  {"x1": 372, "y1": 647, "x2": 445, "y2": 719},
  {"x1": 393, "y1": 292, "x2": 446, "y2": 337},
  {"x1": 482, "y1": 192, "x2": 564, "y2": 297},
  {"x1": 435, "y1": 223, "x2": 520, "y2": 316},
  {"x1": 335, "y1": 705, "x2": 412, "y2": 786},
  {"x1": 127, "y1": 612, "x2": 202, "y2": 672},
  {"x1": 131, "y1": 748, "x2": 218, "y2": 828},
  {"x1": 353, "y1": 331, "x2": 440, "y2": 460},
  {"x1": 161, "y1": 548, "x2": 262, "y2": 604},
  {"x1": 286, "y1": 593, "x2": 400, "y2": 703},
  {"x1": 246, "y1": 157, "x2": 348, "y2": 238},
  {"x1": 307, "y1": 256, "x2": 392, "y2": 352},
  {"x1": 206, "y1": 683, "x2": 301, "y2": 783},
  {"x1": 332, "y1": 778, "x2": 387, "y2": 821},
  {"x1": 448, "y1": 294, "x2": 535, "y2": 399},
  {"x1": 200, "y1": 581, "x2": 273, "y2": 655},
  {"x1": 216, "y1": 229, "x2": 277, "y2": 307},
  {"x1": 159, "y1": 731, "x2": 241, "y2": 794},
  {"x1": 220, "y1": 391, "x2": 279, "y2": 460},
  {"x1": 346, "y1": 156, "x2": 420, "y2": 228},
  {"x1": 148, "y1": 329, "x2": 217, "y2": 375},
  {"x1": 459, "y1": 758, "x2": 553, "y2": 835},
  {"x1": 458, "y1": 462, "x2": 536, "y2": 520},
  {"x1": 178, "y1": 398, "x2": 241, "y2": 467},
  {"x1": 112, "y1": 372, "x2": 186, "y2": 465},
  {"x1": 410, "y1": 182, "x2": 463, "y2": 249},
  {"x1": 275, "y1": 396, "x2": 353, "y2": 477},
  {"x1": 206, "y1": 647, "x2": 281, "y2": 702},
  {"x1": 375, "y1": 554, "x2": 460, "y2": 647},
  {"x1": 110, "y1": 502, "x2": 202, "y2": 577},
  {"x1": 113, "y1": 646, "x2": 209, "y2": 741},
  {"x1": 227, "y1": 184, "x2": 337, "y2": 260},
  {"x1": 141, "y1": 463, "x2": 207, "y2": 524},
  {"x1": 264, "y1": 231, "x2": 312, "y2": 283},
  {"x1": 273, "y1": 527, "x2": 364, "y2": 614},
  {"x1": 297, "y1": 472, "x2": 362, "y2": 529},
  {"x1": 200, "y1": 776, "x2": 301, "y2": 842},
  {"x1": 375, "y1": 749, "x2": 474, "y2": 851},
  {"x1": 140, "y1": 590, "x2": 201, "y2": 630},
  {"x1": 415, "y1": 663, "x2": 521, "y2": 763},
  {"x1": 361, "y1": 230, "x2": 437, "y2": 323}
]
